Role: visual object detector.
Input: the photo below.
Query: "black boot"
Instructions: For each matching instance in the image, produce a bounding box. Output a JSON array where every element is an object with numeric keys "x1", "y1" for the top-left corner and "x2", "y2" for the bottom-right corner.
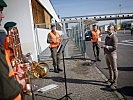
[
  {"x1": 54, "y1": 66, "x2": 59, "y2": 73},
  {"x1": 57, "y1": 65, "x2": 63, "y2": 71},
  {"x1": 97, "y1": 57, "x2": 101, "y2": 61}
]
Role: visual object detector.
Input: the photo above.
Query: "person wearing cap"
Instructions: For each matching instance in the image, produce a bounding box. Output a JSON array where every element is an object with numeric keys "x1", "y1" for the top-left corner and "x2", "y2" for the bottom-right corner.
[
  {"x1": 101, "y1": 25, "x2": 118, "y2": 88},
  {"x1": 130, "y1": 25, "x2": 133, "y2": 36},
  {"x1": 91, "y1": 24, "x2": 101, "y2": 61},
  {"x1": 0, "y1": 1, "x2": 23, "y2": 100},
  {"x1": 4, "y1": 22, "x2": 16, "y2": 61},
  {"x1": 4, "y1": 21, "x2": 16, "y2": 30},
  {"x1": 0, "y1": 0, "x2": 7, "y2": 24},
  {"x1": 47, "y1": 24, "x2": 62, "y2": 73}
]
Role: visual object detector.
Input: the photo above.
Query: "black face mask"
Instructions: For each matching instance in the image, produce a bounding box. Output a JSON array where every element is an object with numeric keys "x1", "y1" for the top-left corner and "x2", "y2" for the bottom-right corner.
[{"x1": 0, "y1": 30, "x2": 6, "y2": 45}]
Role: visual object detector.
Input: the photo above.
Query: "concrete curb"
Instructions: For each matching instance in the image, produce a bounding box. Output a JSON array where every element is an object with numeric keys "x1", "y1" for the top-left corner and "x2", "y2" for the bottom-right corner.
[{"x1": 95, "y1": 63, "x2": 125, "y2": 100}]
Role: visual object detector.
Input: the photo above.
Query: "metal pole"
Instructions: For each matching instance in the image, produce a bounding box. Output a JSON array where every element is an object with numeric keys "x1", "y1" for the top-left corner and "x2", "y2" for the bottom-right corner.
[
  {"x1": 119, "y1": 4, "x2": 122, "y2": 24},
  {"x1": 34, "y1": 24, "x2": 40, "y2": 62},
  {"x1": 63, "y1": 22, "x2": 67, "y2": 36},
  {"x1": 79, "y1": 20, "x2": 82, "y2": 49},
  {"x1": 115, "y1": 19, "x2": 117, "y2": 27},
  {"x1": 81, "y1": 20, "x2": 86, "y2": 58},
  {"x1": 63, "y1": 22, "x2": 69, "y2": 58}
]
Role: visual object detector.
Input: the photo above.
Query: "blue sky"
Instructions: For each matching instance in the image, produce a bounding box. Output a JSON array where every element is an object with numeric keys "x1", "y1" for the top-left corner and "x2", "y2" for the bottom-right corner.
[{"x1": 50, "y1": 0, "x2": 133, "y2": 18}]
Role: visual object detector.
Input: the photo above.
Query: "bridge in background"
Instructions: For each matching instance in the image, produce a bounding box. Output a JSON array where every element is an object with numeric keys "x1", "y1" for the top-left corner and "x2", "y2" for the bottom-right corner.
[{"x1": 61, "y1": 13, "x2": 133, "y2": 24}]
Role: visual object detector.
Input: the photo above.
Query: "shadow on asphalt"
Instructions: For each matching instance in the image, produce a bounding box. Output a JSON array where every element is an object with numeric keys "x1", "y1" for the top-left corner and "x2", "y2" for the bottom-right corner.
[
  {"x1": 49, "y1": 68, "x2": 54, "y2": 72},
  {"x1": 34, "y1": 94, "x2": 58, "y2": 100},
  {"x1": 81, "y1": 62, "x2": 95, "y2": 66},
  {"x1": 45, "y1": 76, "x2": 108, "y2": 87},
  {"x1": 103, "y1": 68, "x2": 108, "y2": 70},
  {"x1": 118, "y1": 86, "x2": 133, "y2": 97},
  {"x1": 103, "y1": 67, "x2": 133, "y2": 71},
  {"x1": 117, "y1": 67, "x2": 133, "y2": 71},
  {"x1": 100, "y1": 87, "x2": 116, "y2": 92}
]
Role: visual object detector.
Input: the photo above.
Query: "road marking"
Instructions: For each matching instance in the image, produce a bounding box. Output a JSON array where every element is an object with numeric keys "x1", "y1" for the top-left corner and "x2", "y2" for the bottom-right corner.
[
  {"x1": 118, "y1": 43, "x2": 133, "y2": 46},
  {"x1": 120, "y1": 40, "x2": 133, "y2": 46},
  {"x1": 126, "y1": 42, "x2": 133, "y2": 44},
  {"x1": 121, "y1": 40, "x2": 133, "y2": 44},
  {"x1": 101, "y1": 41, "x2": 133, "y2": 47},
  {"x1": 121, "y1": 40, "x2": 133, "y2": 42}
]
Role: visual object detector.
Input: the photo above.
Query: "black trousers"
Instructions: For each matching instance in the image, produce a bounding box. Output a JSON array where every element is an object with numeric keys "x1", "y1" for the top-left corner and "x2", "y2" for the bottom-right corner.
[{"x1": 92, "y1": 42, "x2": 100, "y2": 58}]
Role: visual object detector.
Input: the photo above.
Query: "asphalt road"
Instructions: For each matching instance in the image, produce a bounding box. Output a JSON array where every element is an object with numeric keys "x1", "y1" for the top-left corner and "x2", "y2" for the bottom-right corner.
[{"x1": 86, "y1": 30, "x2": 133, "y2": 100}]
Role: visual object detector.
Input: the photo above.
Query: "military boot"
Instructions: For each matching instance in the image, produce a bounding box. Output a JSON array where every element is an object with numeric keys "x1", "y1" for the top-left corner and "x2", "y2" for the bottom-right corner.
[
  {"x1": 54, "y1": 66, "x2": 59, "y2": 73},
  {"x1": 97, "y1": 56, "x2": 101, "y2": 61},
  {"x1": 57, "y1": 65, "x2": 63, "y2": 72}
]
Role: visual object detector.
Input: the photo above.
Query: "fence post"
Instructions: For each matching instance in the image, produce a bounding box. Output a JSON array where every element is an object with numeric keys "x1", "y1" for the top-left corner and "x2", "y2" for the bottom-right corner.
[{"x1": 34, "y1": 24, "x2": 41, "y2": 62}]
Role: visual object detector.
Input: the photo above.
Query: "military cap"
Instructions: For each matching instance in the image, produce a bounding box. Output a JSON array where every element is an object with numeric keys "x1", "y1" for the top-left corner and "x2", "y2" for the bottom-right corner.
[
  {"x1": 4, "y1": 22, "x2": 17, "y2": 29},
  {"x1": 51, "y1": 24, "x2": 56, "y2": 28},
  {"x1": 92, "y1": 24, "x2": 97, "y2": 27},
  {"x1": 0, "y1": 0, "x2": 7, "y2": 9}
]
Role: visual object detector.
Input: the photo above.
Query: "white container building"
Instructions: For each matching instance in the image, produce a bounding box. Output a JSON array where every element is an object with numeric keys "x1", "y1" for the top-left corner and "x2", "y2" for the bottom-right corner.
[{"x1": 2, "y1": 0, "x2": 62, "y2": 61}]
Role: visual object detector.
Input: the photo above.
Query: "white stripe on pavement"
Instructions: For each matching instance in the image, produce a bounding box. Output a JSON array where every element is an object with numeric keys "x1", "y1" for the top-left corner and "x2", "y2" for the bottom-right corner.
[
  {"x1": 118, "y1": 43, "x2": 133, "y2": 46},
  {"x1": 101, "y1": 41, "x2": 133, "y2": 47}
]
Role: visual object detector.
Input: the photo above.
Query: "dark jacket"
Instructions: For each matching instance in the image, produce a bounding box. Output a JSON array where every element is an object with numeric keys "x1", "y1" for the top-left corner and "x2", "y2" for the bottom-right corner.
[
  {"x1": 0, "y1": 31, "x2": 22, "y2": 100},
  {"x1": 0, "y1": 29, "x2": 6, "y2": 45},
  {"x1": 104, "y1": 33, "x2": 118, "y2": 54}
]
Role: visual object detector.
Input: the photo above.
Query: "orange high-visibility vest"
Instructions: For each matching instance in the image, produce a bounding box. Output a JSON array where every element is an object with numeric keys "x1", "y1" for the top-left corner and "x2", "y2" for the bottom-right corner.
[
  {"x1": 49, "y1": 32, "x2": 60, "y2": 48},
  {"x1": 4, "y1": 36, "x2": 14, "y2": 61},
  {"x1": 5, "y1": 50, "x2": 21, "y2": 100},
  {"x1": 91, "y1": 30, "x2": 101, "y2": 42}
]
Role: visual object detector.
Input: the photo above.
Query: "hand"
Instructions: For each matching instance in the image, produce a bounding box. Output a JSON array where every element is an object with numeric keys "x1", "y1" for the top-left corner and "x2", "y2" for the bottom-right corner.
[
  {"x1": 106, "y1": 45, "x2": 109, "y2": 49},
  {"x1": 17, "y1": 78, "x2": 26, "y2": 88},
  {"x1": 101, "y1": 45, "x2": 106, "y2": 48},
  {"x1": 14, "y1": 73, "x2": 26, "y2": 88},
  {"x1": 101, "y1": 45, "x2": 109, "y2": 49}
]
